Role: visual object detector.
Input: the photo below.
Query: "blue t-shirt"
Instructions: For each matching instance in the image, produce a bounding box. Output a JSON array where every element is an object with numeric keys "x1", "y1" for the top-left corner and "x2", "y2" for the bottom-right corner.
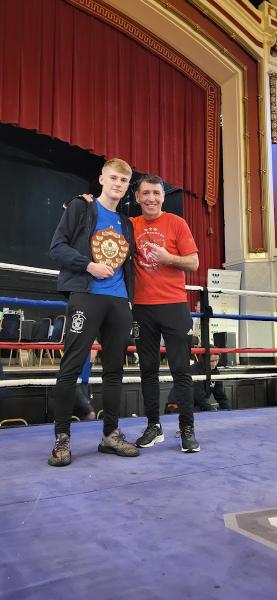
[{"x1": 90, "y1": 200, "x2": 128, "y2": 298}]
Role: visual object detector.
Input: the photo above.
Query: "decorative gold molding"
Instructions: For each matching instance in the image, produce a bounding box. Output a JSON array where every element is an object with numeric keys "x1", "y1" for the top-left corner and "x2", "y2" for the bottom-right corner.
[
  {"x1": 257, "y1": 63, "x2": 267, "y2": 253},
  {"x1": 270, "y1": 41, "x2": 277, "y2": 58},
  {"x1": 268, "y1": 5, "x2": 277, "y2": 20},
  {"x1": 206, "y1": 0, "x2": 263, "y2": 48},
  {"x1": 242, "y1": 63, "x2": 267, "y2": 254},
  {"x1": 269, "y1": 73, "x2": 277, "y2": 144},
  {"x1": 206, "y1": 84, "x2": 220, "y2": 207},
  {"x1": 242, "y1": 87, "x2": 253, "y2": 252},
  {"x1": 181, "y1": 0, "x2": 263, "y2": 55},
  {"x1": 234, "y1": 0, "x2": 261, "y2": 24},
  {"x1": 65, "y1": 0, "x2": 220, "y2": 206}
]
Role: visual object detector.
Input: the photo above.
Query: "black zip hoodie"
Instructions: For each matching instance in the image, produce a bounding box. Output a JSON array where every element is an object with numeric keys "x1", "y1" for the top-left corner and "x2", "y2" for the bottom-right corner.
[{"x1": 49, "y1": 196, "x2": 135, "y2": 303}]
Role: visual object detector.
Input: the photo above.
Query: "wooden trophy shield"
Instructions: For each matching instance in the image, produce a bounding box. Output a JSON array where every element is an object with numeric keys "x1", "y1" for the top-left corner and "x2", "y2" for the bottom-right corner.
[{"x1": 90, "y1": 226, "x2": 129, "y2": 269}]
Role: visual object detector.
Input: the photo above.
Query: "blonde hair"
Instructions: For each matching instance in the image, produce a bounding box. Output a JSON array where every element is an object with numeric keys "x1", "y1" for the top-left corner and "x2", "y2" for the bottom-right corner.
[{"x1": 102, "y1": 158, "x2": 132, "y2": 178}]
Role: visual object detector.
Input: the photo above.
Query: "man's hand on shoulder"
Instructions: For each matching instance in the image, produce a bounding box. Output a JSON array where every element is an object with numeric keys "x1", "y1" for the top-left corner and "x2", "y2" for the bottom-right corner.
[
  {"x1": 82, "y1": 194, "x2": 94, "y2": 203},
  {"x1": 86, "y1": 261, "x2": 114, "y2": 279}
]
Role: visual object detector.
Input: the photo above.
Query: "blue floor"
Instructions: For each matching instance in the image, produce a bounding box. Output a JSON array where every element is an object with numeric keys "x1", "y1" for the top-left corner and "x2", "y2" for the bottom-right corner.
[{"x1": 1, "y1": 408, "x2": 277, "y2": 599}]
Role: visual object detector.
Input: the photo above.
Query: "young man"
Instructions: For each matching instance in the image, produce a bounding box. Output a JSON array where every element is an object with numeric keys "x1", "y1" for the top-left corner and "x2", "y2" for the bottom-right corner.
[
  {"x1": 131, "y1": 175, "x2": 200, "y2": 452},
  {"x1": 48, "y1": 158, "x2": 139, "y2": 466}
]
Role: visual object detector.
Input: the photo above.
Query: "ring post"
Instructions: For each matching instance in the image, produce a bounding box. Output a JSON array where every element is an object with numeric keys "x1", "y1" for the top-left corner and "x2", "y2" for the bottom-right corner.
[{"x1": 200, "y1": 288, "x2": 213, "y2": 396}]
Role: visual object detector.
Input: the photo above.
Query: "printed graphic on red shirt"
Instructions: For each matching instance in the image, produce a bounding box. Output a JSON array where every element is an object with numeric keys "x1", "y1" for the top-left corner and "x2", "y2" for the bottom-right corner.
[{"x1": 136, "y1": 225, "x2": 165, "y2": 270}]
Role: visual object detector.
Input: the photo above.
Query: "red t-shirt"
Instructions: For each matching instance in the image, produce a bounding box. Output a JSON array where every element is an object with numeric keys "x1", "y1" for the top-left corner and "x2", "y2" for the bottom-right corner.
[{"x1": 130, "y1": 212, "x2": 198, "y2": 304}]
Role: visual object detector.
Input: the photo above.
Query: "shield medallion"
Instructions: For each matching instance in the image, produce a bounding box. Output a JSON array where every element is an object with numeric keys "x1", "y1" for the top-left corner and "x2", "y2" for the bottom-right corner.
[{"x1": 90, "y1": 226, "x2": 129, "y2": 269}]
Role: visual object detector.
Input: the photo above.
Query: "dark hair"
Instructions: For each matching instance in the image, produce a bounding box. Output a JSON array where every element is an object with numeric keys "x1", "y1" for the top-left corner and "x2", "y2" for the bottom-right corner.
[
  {"x1": 136, "y1": 174, "x2": 164, "y2": 191},
  {"x1": 199, "y1": 345, "x2": 221, "y2": 363},
  {"x1": 209, "y1": 344, "x2": 220, "y2": 357}
]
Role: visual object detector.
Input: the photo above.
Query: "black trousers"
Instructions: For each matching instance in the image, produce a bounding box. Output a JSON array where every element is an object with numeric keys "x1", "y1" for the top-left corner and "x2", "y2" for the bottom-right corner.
[
  {"x1": 54, "y1": 293, "x2": 132, "y2": 436},
  {"x1": 133, "y1": 303, "x2": 194, "y2": 428}
]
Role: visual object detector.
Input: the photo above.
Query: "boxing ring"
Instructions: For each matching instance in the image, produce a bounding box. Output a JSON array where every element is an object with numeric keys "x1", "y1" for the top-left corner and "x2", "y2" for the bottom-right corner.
[
  {"x1": 1, "y1": 265, "x2": 277, "y2": 598},
  {"x1": 1, "y1": 276, "x2": 277, "y2": 423}
]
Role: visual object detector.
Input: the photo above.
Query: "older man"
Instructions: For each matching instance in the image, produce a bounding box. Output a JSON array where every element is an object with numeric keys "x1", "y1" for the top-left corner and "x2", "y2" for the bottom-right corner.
[{"x1": 131, "y1": 174, "x2": 200, "y2": 453}]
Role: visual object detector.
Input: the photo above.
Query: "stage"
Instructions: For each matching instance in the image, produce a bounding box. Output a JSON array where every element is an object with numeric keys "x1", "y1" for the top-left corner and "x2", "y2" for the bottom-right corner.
[
  {"x1": 1, "y1": 363, "x2": 277, "y2": 426},
  {"x1": 1, "y1": 409, "x2": 277, "y2": 599}
]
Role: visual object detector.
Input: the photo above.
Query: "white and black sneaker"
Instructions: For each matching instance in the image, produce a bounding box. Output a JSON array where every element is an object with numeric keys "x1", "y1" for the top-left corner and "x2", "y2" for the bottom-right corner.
[
  {"x1": 136, "y1": 423, "x2": 165, "y2": 448},
  {"x1": 180, "y1": 425, "x2": 200, "y2": 453}
]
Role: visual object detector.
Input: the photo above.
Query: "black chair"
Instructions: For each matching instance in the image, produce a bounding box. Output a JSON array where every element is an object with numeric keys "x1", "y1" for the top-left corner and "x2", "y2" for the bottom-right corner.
[
  {"x1": 10, "y1": 319, "x2": 36, "y2": 366},
  {"x1": 21, "y1": 320, "x2": 36, "y2": 341},
  {"x1": 0, "y1": 313, "x2": 22, "y2": 366},
  {"x1": 39, "y1": 315, "x2": 66, "y2": 366},
  {"x1": 25, "y1": 317, "x2": 51, "y2": 366},
  {"x1": 0, "y1": 313, "x2": 21, "y2": 340},
  {"x1": 32, "y1": 318, "x2": 52, "y2": 342}
]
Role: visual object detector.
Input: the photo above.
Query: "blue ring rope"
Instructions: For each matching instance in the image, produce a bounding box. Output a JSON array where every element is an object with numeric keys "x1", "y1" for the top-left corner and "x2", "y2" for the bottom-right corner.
[
  {"x1": 0, "y1": 296, "x2": 66, "y2": 309},
  {"x1": 1, "y1": 299, "x2": 276, "y2": 322},
  {"x1": 191, "y1": 311, "x2": 277, "y2": 322}
]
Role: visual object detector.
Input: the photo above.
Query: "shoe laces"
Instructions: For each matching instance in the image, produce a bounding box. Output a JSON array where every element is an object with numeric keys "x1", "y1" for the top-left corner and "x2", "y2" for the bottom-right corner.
[
  {"x1": 112, "y1": 429, "x2": 128, "y2": 444},
  {"x1": 55, "y1": 434, "x2": 69, "y2": 451},
  {"x1": 143, "y1": 424, "x2": 159, "y2": 434},
  {"x1": 180, "y1": 425, "x2": 194, "y2": 438}
]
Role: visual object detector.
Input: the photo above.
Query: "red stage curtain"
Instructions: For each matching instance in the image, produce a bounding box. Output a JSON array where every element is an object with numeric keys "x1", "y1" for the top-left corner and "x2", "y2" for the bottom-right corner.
[
  {"x1": 0, "y1": 0, "x2": 206, "y2": 194},
  {"x1": 185, "y1": 192, "x2": 225, "y2": 284},
  {"x1": 0, "y1": 0, "x2": 223, "y2": 284},
  {"x1": 185, "y1": 141, "x2": 225, "y2": 307}
]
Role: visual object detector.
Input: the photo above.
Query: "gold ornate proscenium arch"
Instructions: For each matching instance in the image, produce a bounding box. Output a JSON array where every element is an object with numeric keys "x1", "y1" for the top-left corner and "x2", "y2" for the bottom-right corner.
[
  {"x1": 66, "y1": 0, "x2": 220, "y2": 208},
  {"x1": 269, "y1": 73, "x2": 277, "y2": 144}
]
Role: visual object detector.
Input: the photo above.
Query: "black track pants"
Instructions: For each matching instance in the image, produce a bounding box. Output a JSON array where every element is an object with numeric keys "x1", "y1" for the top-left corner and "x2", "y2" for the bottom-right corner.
[
  {"x1": 53, "y1": 293, "x2": 132, "y2": 436},
  {"x1": 133, "y1": 303, "x2": 194, "y2": 428}
]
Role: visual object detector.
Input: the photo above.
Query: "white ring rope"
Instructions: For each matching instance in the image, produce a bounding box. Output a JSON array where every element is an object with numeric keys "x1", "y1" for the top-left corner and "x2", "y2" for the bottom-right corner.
[
  {"x1": 1, "y1": 262, "x2": 277, "y2": 298},
  {"x1": 186, "y1": 285, "x2": 277, "y2": 298},
  {"x1": 0, "y1": 263, "x2": 59, "y2": 276},
  {"x1": 1, "y1": 373, "x2": 277, "y2": 388}
]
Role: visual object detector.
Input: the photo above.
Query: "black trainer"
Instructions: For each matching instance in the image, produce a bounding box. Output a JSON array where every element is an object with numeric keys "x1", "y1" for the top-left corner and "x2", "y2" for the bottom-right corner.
[
  {"x1": 180, "y1": 425, "x2": 200, "y2": 453},
  {"x1": 48, "y1": 433, "x2": 71, "y2": 466},
  {"x1": 136, "y1": 423, "x2": 165, "y2": 448}
]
